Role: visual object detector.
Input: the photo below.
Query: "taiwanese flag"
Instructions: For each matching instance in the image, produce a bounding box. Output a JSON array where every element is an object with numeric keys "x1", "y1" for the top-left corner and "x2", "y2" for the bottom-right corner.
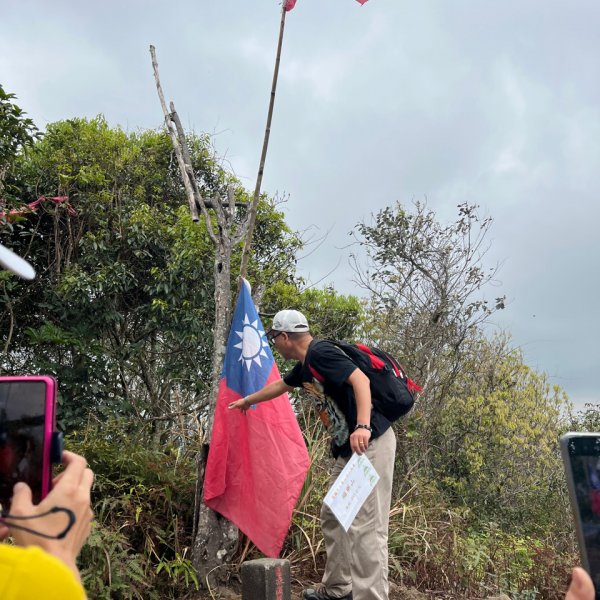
[{"x1": 204, "y1": 280, "x2": 310, "y2": 557}]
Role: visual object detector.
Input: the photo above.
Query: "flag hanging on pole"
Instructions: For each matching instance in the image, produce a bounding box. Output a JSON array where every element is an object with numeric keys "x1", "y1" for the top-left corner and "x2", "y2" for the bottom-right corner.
[
  {"x1": 285, "y1": 0, "x2": 369, "y2": 11},
  {"x1": 204, "y1": 280, "x2": 310, "y2": 557}
]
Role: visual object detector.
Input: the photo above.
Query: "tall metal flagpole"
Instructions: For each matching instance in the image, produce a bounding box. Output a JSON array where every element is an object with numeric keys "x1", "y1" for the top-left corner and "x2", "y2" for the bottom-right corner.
[{"x1": 239, "y1": 3, "x2": 288, "y2": 282}]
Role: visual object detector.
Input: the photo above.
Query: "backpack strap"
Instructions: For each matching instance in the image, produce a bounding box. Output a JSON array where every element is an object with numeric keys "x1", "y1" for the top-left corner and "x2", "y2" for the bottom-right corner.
[
  {"x1": 306, "y1": 339, "x2": 360, "y2": 382},
  {"x1": 310, "y1": 339, "x2": 424, "y2": 394},
  {"x1": 305, "y1": 339, "x2": 326, "y2": 383},
  {"x1": 354, "y1": 343, "x2": 387, "y2": 370},
  {"x1": 308, "y1": 364, "x2": 325, "y2": 383}
]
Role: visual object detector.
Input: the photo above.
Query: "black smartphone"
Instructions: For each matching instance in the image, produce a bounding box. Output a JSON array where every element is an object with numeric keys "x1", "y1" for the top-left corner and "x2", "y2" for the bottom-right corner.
[
  {"x1": 0, "y1": 376, "x2": 59, "y2": 512},
  {"x1": 560, "y1": 432, "x2": 600, "y2": 598}
]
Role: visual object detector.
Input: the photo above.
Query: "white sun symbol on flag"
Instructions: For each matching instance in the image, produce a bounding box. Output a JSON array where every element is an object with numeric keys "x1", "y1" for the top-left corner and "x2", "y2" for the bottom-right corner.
[{"x1": 234, "y1": 314, "x2": 270, "y2": 371}]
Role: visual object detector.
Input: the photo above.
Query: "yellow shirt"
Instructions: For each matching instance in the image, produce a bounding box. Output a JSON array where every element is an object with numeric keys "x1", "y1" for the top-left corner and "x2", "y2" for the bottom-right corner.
[{"x1": 0, "y1": 544, "x2": 85, "y2": 599}]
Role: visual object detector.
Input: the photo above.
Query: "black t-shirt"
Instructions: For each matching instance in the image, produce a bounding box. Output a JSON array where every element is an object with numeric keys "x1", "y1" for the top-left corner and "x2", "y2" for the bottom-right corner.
[{"x1": 283, "y1": 339, "x2": 391, "y2": 458}]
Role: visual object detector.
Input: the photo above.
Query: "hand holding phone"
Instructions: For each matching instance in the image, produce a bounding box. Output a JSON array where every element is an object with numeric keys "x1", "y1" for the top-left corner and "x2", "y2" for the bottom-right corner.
[
  {"x1": 561, "y1": 432, "x2": 600, "y2": 599},
  {"x1": 7, "y1": 451, "x2": 93, "y2": 580},
  {"x1": 0, "y1": 451, "x2": 94, "y2": 585}
]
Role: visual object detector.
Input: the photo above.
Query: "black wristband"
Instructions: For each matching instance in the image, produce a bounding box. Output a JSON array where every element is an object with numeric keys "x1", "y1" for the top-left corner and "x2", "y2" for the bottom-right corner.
[{"x1": 354, "y1": 424, "x2": 372, "y2": 433}]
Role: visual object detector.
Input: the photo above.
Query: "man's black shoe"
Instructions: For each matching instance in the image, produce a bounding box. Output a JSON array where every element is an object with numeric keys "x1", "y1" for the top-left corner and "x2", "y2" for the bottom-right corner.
[{"x1": 302, "y1": 587, "x2": 352, "y2": 600}]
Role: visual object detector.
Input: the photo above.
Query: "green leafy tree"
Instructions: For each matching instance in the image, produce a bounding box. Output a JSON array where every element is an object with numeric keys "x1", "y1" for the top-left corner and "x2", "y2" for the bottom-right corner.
[
  {"x1": 261, "y1": 281, "x2": 363, "y2": 339},
  {"x1": 354, "y1": 201, "x2": 505, "y2": 392},
  {"x1": 354, "y1": 201, "x2": 508, "y2": 476},
  {"x1": 429, "y1": 334, "x2": 569, "y2": 532},
  {"x1": 1, "y1": 117, "x2": 301, "y2": 441},
  {"x1": 0, "y1": 83, "x2": 40, "y2": 195}
]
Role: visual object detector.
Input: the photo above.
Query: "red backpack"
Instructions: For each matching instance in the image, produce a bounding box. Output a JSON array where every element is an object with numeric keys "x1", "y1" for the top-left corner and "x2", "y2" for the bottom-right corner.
[{"x1": 307, "y1": 340, "x2": 422, "y2": 421}]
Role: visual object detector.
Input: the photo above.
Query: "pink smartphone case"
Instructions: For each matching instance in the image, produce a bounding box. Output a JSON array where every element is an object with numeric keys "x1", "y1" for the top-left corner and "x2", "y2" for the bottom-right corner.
[{"x1": 0, "y1": 375, "x2": 57, "y2": 499}]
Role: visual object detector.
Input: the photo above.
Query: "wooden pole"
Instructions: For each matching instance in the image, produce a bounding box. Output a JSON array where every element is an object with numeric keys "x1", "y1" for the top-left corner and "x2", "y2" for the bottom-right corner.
[{"x1": 239, "y1": 4, "x2": 288, "y2": 282}]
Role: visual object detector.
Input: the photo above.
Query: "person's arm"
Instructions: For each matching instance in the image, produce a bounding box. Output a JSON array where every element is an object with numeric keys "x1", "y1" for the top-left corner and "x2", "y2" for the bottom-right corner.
[
  {"x1": 346, "y1": 368, "x2": 372, "y2": 456},
  {"x1": 228, "y1": 379, "x2": 294, "y2": 413}
]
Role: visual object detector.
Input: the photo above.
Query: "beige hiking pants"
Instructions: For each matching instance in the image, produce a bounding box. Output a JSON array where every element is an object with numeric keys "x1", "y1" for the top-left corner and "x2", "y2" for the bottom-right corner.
[{"x1": 320, "y1": 427, "x2": 396, "y2": 600}]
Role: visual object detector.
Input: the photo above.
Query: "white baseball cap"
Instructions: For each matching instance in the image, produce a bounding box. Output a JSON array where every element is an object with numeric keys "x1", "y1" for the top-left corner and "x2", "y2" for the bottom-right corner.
[
  {"x1": 0, "y1": 242, "x2": 35, "y2": 280},
  {"x1": 269, "y1": 309, "x2": 309, "y2": 334}
]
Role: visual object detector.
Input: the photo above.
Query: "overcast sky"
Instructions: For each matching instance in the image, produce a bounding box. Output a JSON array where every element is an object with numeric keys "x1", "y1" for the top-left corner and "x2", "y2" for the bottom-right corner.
[{"x1": 1, "y1": 0, "x2": 599, "y2": 409}]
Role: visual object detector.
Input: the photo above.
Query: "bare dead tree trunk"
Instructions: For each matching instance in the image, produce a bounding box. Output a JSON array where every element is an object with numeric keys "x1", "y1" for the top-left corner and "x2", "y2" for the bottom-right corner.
[
  {"x1": 190, "y1": 233, "x2": 239, "y2": 585},
  {"x1": 151, "y1": 46, "x2": 251, "y2": 588}
]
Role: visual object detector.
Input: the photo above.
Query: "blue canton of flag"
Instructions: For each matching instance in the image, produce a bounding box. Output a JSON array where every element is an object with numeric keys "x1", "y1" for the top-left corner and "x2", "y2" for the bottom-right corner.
[{"x1": 222, "y1": 279, "x2": 274, "y2": 397}]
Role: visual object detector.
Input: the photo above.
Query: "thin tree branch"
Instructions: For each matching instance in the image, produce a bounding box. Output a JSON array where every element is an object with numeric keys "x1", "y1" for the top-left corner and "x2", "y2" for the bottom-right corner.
[
  {"x1": 239, "y1": 5, "x2": 287, "y2": 282},
  {"x1": 149, "y1": 45, "x2": 202, "y2": 225},
  {"x1": 169, "y1": 103, "x2": 222, "y2": 239}
]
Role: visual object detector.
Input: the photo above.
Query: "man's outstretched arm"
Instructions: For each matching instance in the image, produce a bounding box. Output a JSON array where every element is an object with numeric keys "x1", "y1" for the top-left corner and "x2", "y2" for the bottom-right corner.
[{"x1": 228, "y1": 379, "x2": 294, "y2": 412}]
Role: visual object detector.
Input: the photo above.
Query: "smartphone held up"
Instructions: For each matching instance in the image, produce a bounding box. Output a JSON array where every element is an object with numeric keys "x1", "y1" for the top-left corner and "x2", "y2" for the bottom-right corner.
[
  {"x1": 561, "y1": 432, "x2": 600, "y2": 599},
  {"x1": 0, "y1": 376, "x2": 63, "y2": 512}
]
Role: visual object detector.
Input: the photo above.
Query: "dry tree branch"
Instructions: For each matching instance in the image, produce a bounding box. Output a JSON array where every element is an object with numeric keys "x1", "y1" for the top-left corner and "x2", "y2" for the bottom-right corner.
[{"x1": 149, "y1": 46, "x2": 201, "y2": 225}]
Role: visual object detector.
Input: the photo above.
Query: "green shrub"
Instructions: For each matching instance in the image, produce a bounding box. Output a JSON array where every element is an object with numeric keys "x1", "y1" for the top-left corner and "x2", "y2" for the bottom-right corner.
[
  {"x1": 386, "y1": 482, "x2": 576, "y2": 599},
  {"x1": 68, "y1": 419, "x2": 197, "y2": 599}
]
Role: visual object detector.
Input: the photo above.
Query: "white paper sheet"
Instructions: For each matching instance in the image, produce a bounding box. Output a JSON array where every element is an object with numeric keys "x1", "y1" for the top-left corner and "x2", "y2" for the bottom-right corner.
[{"x1": 323, "y1": 453, "x2": 380, "y2": 531}]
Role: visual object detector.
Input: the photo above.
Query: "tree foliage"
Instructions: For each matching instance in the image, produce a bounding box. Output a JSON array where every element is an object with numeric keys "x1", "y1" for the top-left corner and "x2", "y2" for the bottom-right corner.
[
  {"x1": 68, "y1": 419, "x2": 197, "y2": 599},
  {"x1": 427, "y1": 334, "x2": 568, "y2": 531},
  {"x1": 354, "y1": 201, "x2": 513, "y2": 475},
  {"x1": 261, "y1": 281, "x2": 363, "y2": 339},
  {"x1": 0, "y1": 117, "x2": 304, "y2": 440},
  {"x1": 0, "y1": 83, "x2": 40, "y2": 194},
  {"x1": 354, "y1": 201, "x2": 505, "y2": 396}
]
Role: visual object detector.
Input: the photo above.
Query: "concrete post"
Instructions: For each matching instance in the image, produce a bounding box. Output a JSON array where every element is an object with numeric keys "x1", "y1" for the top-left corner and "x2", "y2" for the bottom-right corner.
[{"x1": 241, "y1": 558, "x2": 290, "y2": 600}]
